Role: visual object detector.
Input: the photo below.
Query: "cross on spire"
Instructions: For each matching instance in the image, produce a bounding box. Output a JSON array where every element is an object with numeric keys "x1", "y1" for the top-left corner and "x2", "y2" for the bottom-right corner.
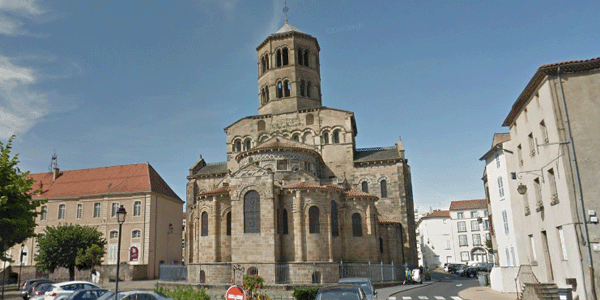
[{"x1": 283, "y1": 0, "x2": 289, "y2": 23}]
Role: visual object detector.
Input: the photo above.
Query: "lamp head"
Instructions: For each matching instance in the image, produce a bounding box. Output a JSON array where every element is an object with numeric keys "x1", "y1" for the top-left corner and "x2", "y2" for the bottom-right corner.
[
  {"x1": 517, "y1": 183, "x2": 528, "y2": 195},
  {"x1": 117, "y1": 205, "x2": 127, "y2": 224}
]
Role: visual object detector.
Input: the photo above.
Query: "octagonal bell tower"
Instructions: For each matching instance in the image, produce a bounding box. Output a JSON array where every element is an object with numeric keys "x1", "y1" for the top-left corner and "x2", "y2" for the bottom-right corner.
[{"x1": 256, "y1": 21, "x2": 322, "y2": 115}]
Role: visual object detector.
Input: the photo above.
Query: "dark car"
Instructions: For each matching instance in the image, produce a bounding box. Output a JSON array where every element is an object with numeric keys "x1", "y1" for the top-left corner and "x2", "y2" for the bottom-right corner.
[
  {"x1": 446, "y1": 263, "x2": 461, "y2": 273},
  {"x1": 316, "y1": 285, "x2": 367, "y2": 300},
  {"x1": 63, "y1": 289, "x2": 108, "y2": 300},
  {"x1": 453, "y1": 264, "x2": 469, "y2": 275},
  {"x1": 337, "y1": 278, "x2": 377, "y2": 300},
  {"x1": 461, "y1": 266, "x2": 478, "y2": 278},
  {"x1": 21, "y1": 280, "x2": 52, "y2": 299}
]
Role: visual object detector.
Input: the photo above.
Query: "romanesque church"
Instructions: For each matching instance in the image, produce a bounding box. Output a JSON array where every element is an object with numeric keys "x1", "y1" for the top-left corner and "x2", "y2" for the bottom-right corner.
[{"x1": 185, "y1": 20, "x2": 417, "y2": 284}]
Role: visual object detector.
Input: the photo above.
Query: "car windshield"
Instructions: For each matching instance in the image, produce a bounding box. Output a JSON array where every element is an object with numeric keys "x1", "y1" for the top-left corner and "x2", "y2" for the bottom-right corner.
[
  {"x1": 318, "y1": 290, "x2": 360, "y2": 300},
  {"x1": 342, "y1": 282, "x2": 371, "y2": 294}
]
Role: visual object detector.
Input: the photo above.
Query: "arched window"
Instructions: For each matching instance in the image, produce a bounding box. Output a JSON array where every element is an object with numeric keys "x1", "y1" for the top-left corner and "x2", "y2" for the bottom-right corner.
[
  {"x1": 261, "y1": 88, "x2": 266, "y2": 104},
  {"x1": 333, "y1": 130, "x2": 340, "y2": 144},
  {"x1": 362, "y1": 182, "x2": 369, "y2": 193},
  {"x1": 41, "y1": 206, "x2": 47, "y2": 221},
  {"x1": 257, "y1": 120, "x2": 266, "y2": 131},
  {"x1": 331, "y1": 201, "x2": 339, "y2": 236},
  {"x1": 110, "y1": 230, "x2": 118, "y2": 239},
  {"x1": 282, "y1": 47, "x2": 289, "y2": 65},
  {"x1": 199, "y1": 270, "x2": 206, "y2": 283},
  {"x1": 247, "y1": 267, "x2": 258, "y2": 276},
  {"x1": 265, "y1": 86, "x2": 269, "y2": 102},
  {"x1": 276, "y1": 49, "x2": 282, "y2": 67},
  {"x1": 352, "y1": 213, "x2": 362, "y2": 237},
  {"x1": 245, "y1": 139, "x2": 251, "y2": 151},
  {"x1": 134, "y1": 201, "x2": 141, "y2": 216},
  {"x1": 234, "y1": 140, "x2": 241, "y2": 152},
  {"x1": 77, "y1": 203, "x2": 82, "y2": 219},
  {"x1": 379, "y1": 238, "x2": 384, "y2": 253},
  {"x1": 322, "y1": 131, "x2": 329, "y2": 144},
  {"x1": 307, "y1": 82, "x2": 311, "y2": 98},
  {"x1": 284, "y1": 80, "x2": 290, "y2": 97},
  {"x1": 292, "y1": 134, "x2": 299, "y2": 142},
  {"x1": 201, "y1": 212, "x2": 208, "y2": 236},
  {"x1": 300, "y1": 80, "x2": 306, "y2": 97},
  {"x1": 132, "y1": 230, "x2": 141, "y2": 238},
  {"x1": 244, "y1": 190, "x2": 260, "y2": 233},
  {"x1": 312, "y1": 271, "x2": 320, "y2": 283},
  {"x1": 297, "y1": 49, "x2": 303, "y2": 65},
  {"x1": 306, "y1": 114, "x2": 314, "y2": 125},
  {"x1": 380, "y1": 180, "x2": 388, "y2": 198},
  {"x1": 277, "y1": 81, "x2": 283, "y2": 98},
  {"x1": 265, "y1": 54, "x2": 269, "y2": 70},
  {"x1": 58, "y1": 204, "x2": 65, "y2": 219},
  {"x1": 261, "y1": 56, "x2": 266, "y2": 73},
  {"x1": 226, "y1": 212, "x2": 231, "y2": 236},
  {"x1": 304, "y1": 50, "x2": 309, "y2": 67},
  {"x1": 309, "y1": 206, "x2": 320, "y2": 233},
  {"x1": 282, "y1": 209, "x2": 289, "y2": 235}
]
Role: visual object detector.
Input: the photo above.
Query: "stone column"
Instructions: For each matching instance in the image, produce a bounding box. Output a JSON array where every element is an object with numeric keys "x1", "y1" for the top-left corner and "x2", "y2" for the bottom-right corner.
[
  {"x1": 212, "y1": 196, "x2": 220, "y2": 262},
  {"x1": 293, "y1": 191, "x2": 304, "y2": 262},
  {"x1": 326, "y1": 200, "x2": 333, "y2": 262}
]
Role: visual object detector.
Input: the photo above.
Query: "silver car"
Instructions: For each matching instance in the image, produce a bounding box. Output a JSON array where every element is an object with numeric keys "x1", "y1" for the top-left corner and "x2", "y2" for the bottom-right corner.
[
  {"x1": 96, "y1": 291, "x2": 174, "y2": 300},
  {"x1": 44, "y1": 281, "x2": 102, "y2": 300},
  {"x1": 337, "y1": 278, "x2": 377, "y2": 300}
]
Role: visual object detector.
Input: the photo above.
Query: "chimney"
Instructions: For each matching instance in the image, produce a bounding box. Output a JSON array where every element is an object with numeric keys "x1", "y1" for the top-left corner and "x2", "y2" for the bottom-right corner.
[{"x1": 53, "y1": 167, "x2": 60, "y2": 181}]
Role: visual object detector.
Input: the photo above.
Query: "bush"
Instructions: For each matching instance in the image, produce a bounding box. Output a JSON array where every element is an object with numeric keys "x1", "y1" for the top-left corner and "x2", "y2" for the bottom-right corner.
[
  {"x1": 155, "y1": 284, "x2": 211, "y2": 300},
  {"x1": 292, "y1": 287, "x2": 319, "y2": 300},
  {"x1": 242, "y1": 274, "x2": 264, "y2": 298}
]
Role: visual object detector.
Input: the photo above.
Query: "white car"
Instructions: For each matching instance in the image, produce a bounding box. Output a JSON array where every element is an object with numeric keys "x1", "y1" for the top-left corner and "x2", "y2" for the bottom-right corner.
[{"x1": 44, "y1": 281, "x2": 102, "y2": 300}]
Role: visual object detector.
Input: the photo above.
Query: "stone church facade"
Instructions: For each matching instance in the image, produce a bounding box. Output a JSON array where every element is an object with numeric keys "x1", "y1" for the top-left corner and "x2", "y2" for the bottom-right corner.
[{"x1": 185, "y1": 22, "x2": 417, "y2": 284}]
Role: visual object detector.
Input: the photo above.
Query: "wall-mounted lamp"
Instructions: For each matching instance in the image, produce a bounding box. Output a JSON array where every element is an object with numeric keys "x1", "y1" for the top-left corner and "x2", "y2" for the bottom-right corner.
[{"x1": 517, "y1": 183, "x2": 527, "y2": 195}]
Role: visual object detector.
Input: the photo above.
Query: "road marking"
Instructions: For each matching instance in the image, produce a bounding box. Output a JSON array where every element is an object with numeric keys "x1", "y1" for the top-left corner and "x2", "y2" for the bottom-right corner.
[
  {"x1": 451, "y1": 297, "x2": 463, "y2": 300},
  {"x1": 388, "y1": 297, "x2": 396, "y2": 300},
  {"x1": 402, "y1": 297, "x2": 412, "y2": 300},
  {"x1": 455, "y1": 284, "x2": 462, "y2": 287},
  {"x1": 435, "y1": 297, "x2": 446, "y2": 299},
  {"x1": 418, "y1": 297, "x2": 429, "y2": 299}
]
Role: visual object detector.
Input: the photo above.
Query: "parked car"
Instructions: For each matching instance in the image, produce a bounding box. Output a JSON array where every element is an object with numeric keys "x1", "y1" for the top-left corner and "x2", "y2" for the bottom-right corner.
[
  {"x1": 63, "y1": 289, "x2": 108, "y2": 300},
  {"x1": 29, "y1": 283, "x2": 56, "y2": 300},
  {"x1": 338, "y1": 278, "x2": 377, "y2": 300},
  {"x1": 21, "y1": 280, "x2": 52, "y2": 299},
  {"x1": 315, "y1": 285, "x2": 367, "y2": 300},
  {"x1": 445, "y1": 263, "x2": 461, "y2": 273},
  {"x1": 453, "y1": 264, "x2": 469, "y2": 276},
  {"x1": 461, "y1": 266, "x2": 479, "y2": 278},
  {"x1": 44, "y1": 281, "x2": 102, "y2": 300},
  {"x1": 96, "y1": 291, "x2": 174, "y2": 300}
]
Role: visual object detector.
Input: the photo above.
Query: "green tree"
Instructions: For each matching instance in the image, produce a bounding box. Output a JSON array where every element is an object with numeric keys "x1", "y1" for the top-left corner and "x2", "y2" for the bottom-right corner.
[
  {"x1": 0, "y1": 135, "x2": 44, "y2": 262},
  {"x1": 35, "y1": 224, "x2": 106, "y2": 280},
  {"x1": 75, "y1": 244, "x2": 105, "y2": 273}
]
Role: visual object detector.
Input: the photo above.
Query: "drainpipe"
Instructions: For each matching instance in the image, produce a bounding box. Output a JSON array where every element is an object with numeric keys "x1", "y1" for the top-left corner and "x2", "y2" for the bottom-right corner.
[{"x1": 556, "y1": 67, "x2": 596, "y2": 300}]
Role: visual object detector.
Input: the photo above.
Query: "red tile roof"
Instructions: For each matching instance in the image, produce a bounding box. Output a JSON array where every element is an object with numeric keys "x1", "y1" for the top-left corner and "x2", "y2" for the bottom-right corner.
[
  {"x1": 378, "y1": 216, "x2": 400, "y2": 224},
  {"x1": 449, "y1": 199, "x2": 487, "y2": 211},
  {"x1": 282, "y1": 182, "x2": 378, "y2": 200},
  {"x1": 29, "y1": 163, "x2": 182, "y2": 201},
  {"x1": 423, "y1": 210, "x2": 450, "y2": 218},
  {"x1": 197, "y1": 185, "x2": 231, "y2": 197}
]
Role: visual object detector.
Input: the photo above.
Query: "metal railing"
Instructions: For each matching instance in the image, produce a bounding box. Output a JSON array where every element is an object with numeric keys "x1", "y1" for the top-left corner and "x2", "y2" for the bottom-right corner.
[{"x1": 339, "y1": 261, "x2": 408, "y2": 282}]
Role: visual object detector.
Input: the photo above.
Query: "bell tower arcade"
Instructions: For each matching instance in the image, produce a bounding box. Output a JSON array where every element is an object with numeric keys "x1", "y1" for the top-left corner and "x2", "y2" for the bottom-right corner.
[{"x1": 256, "y1": 22, "x2": 322, "y2": 115}]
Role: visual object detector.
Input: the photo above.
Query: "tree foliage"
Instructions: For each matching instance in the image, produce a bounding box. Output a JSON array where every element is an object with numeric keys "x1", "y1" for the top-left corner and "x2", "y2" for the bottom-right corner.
[
  {"x1": 35, "y1": 224, "x2": 106, "y2": 280},
  {"x1": 0, "y1": 135, "x2": 44, "y2": 262}
]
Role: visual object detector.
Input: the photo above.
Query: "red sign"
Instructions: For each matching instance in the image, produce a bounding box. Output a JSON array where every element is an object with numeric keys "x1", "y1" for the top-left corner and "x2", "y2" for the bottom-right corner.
[
  {"x1": 129, "y1": 246, "x2": 139, "y2": 261},
  {"x1": 225, "y1": 285, "x2": 245, "y2": 300}
]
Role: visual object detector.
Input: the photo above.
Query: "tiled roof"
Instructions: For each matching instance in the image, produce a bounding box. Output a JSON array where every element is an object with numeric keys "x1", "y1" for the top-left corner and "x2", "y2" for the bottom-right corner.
[
  {"x1": 422, "y1": 210, "x2": 450, "y2": 218},
  {"x1": 491, "y1": 133, "x2": 510, "y2": 148},
  {"x1": 236, "y1": 139, "x2": 322, "y2": 162},
  {"x1": 449, "y1": 199, "x2": 487, "y2": 211},
  {"x1": 198, "y1": 185, "x2": 231, "y2": 197},
  {"x1": 345, "y1": 188, "x2": 378, "y2": 199},
  {"x1": 354, "y1": 147, "x2": 400, "y2": 163},
  {"x1": 275, "y1": 22, "x2": 304, "y2": 34},
  {"x1": 282, "y1": 182, "x2": 378, "y2": 200},
  {"x1": 503, "y1": 56, "x2": 600, "y2": 126},
  {"x1": 378, "y1": 216, "x2": 400, "y2": 224},
  {"x1": 195, "y1": 162, "x2": 228, "y2": 177},
  {"x1": 29, "y1": 163, "x2": 182, "y2": 201}
]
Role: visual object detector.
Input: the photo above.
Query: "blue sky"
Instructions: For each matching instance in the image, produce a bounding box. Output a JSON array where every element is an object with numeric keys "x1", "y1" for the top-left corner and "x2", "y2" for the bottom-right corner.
[{"x1": 2, "y1": 0, "x2": 599, "y2": 212}]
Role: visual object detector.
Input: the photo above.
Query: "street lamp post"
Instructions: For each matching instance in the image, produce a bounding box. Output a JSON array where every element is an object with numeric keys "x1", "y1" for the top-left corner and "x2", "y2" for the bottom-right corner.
[
  {"x1": 114, "y1": 206, "x2": 127, "y2": 299},
  {"x1": 18, "y1": 244, "x2": 24, "y2": 290}
]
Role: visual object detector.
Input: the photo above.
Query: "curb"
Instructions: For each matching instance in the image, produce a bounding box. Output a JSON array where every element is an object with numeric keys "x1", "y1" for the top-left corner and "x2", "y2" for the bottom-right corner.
[{"x1": 386, "y1": 280, "x2": 437, "y2": 299}]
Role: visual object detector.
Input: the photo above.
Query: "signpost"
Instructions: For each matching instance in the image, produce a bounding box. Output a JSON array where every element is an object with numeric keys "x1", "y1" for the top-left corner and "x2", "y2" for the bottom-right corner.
[{"x1": 225, "y1": 285, "x2": 245, "y2": 300}]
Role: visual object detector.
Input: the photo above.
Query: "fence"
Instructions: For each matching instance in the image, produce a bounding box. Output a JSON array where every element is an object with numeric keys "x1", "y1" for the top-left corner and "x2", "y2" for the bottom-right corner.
[
  {"x1": 159, "y1": 264, "x2": 187, "y2": 281},
  {"x1": 339, "y1": 261, "x2": 408, "y2": 282}
]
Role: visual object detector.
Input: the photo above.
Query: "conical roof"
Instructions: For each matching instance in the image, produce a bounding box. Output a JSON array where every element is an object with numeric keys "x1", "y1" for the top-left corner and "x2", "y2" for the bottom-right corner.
[{"x1": 275, "y1": 21, "x2": 304, "y2": 34}]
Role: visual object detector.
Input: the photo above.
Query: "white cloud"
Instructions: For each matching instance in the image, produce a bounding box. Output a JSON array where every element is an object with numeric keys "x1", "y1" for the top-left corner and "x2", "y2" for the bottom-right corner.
[
  {"x1": 0, "y1": 55, "x2": 50, "y2": 139},
  {"x1": 0, "y1": 0, "x2": 44, "y2": 36}
]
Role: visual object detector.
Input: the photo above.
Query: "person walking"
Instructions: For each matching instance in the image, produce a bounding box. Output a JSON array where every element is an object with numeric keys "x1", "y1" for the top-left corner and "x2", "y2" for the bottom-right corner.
[{"x1": 404, "y1": 267, "x2": 412, "y2": 284}]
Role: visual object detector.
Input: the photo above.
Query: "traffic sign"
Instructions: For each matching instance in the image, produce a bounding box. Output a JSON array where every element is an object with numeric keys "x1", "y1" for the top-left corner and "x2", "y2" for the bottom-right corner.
[{"x1": 226, "y1": 285, "x2": 246, "y2": 300}]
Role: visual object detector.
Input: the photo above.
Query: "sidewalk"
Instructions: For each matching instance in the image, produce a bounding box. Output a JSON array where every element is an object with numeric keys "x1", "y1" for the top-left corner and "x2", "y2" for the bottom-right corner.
[{"x1": 458, "y1": 286, "x2": 517, "y2": 300}]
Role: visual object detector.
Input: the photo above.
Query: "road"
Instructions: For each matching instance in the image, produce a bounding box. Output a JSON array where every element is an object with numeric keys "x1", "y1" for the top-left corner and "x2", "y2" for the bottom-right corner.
[{"x1": 385, "y1": 271, "x2": 480, "y2": 300}]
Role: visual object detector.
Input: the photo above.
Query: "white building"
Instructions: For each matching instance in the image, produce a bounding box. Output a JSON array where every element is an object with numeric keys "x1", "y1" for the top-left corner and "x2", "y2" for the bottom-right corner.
[
  {"x1": 416, "y1": 210, "x2": 454, "y2": 269},
  {"x1": 449, "y1": 199, "x2": 491, "y2": 264},
  {"x1": 480, "y1": 133, "x2": 524, "y2": 292}
]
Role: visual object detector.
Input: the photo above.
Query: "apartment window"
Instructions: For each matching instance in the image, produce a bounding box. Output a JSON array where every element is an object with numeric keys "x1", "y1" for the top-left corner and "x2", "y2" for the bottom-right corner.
[
  {"x1": 134, "y1": 201, "x2": 141, "y2": 216},
  {"x1": 502, "y1": 210, "x2": 509, "y2": 235},
  {"x1": 457, "y1": 221, "x2": 466, "y2": 232},
  {"x1": 459, "y1": 235, "x2": 468, "y2": 247},
  {"x1": 534, "y1": 178, "x2": 542, "y2": 209},
  {"x1": 111, "y1": 203, "x2": 120, "y2": 217},
  {"x1": 445, "y1": 239, "x2": 451, "y2": 250},
  {"x1": 94, "y1": 203, "x2": 101, "y2": 218},
  {"x1": 471, "y1": 211, "x2": 478, "y2": 218},
  {"x1": 517, "y1": 144, "x2": 523, "y2": 166},
  {"x1": 77, "y1": 204, "x2": 82, "y2": 219},
  {"x1": 548, "y1": 169, "x2": 559, "y2": 205},
  {"x1": 523, "y1": 188, "x2": 530, "y2": 215},
  {"x1": 557, "y1": 226, "x2": 568, "y2": 260},
  {"x1": 528, "y1": 133, "x2": 535, "y2": 156},
  {"x1": 41, "y1": 206, "x2": 47, "y2": 221},
  {"x1": 540, "y1": 120, "x2": 549, "y2": 144},
  {"x1": 108, "y1": 245, "x2": 117, "y2": 264},
  {"x1": 498, "y1": 176, "x2": 504, "y2": 198},
  {"x1": 529, "y1": 234, "x2": 537, "y2": 261},
  {"x1": 110, "y1": 230, "x2": 118, "y2": 239},
  {"x1": 58, "y1": 204, "x2": 65, "y2": 219},
  {"x1": 483, "y1": 220, "x2": 490, "y2": 230},
  {"x1": 495, "y1": 153, "x2": 500, "y2": 168},
  {"x1": 511, "y1": 247, "x2": 517, "y2": 266},
  {"x1": 505, "y1": 248, "x2": 511, "y2": 266},
  {"x1": 460, "y1": 251, "x2": 469, "y2": 261},
  {"x1": 483, "y1": 210, "x2": 488, "y2": 217},
  {"x1": 132, "y1": 230, "x2": 141, "y2": 238},
  {"x1": 471, "y1": 220, "x2": 480, "y2": 231},
  {"x1": 457, "y1": 212, "x2": 464, "y2": 219},
  {"x1": 472, "y1": 234, "x2": 482, "y2": 246}
]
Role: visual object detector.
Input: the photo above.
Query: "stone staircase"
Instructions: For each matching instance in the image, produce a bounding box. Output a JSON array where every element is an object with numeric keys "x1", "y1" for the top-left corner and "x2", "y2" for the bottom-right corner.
[{"x1": 519, "y1": 283, "x2": 560, "y2": 300}]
